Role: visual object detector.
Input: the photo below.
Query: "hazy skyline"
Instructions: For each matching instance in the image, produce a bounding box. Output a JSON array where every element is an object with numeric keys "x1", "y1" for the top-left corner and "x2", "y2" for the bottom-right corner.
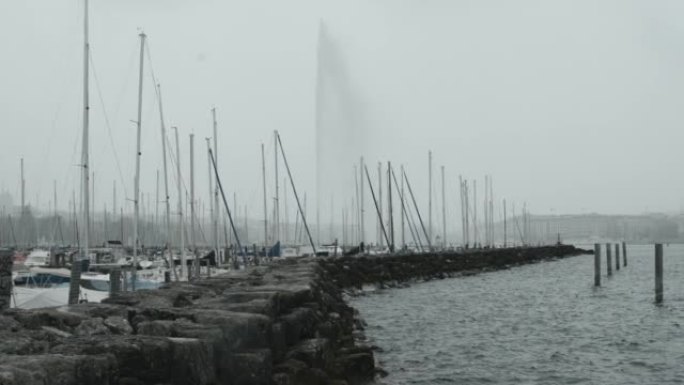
[{"x1": 1, "y1": 0, "x2": 683, "y2": 231}]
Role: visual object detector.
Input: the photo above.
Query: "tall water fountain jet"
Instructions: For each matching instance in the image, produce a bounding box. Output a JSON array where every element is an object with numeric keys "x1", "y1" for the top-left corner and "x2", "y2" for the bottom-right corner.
[{"x1": 315, "y1": 21, "x2": 369, "y2": 244}]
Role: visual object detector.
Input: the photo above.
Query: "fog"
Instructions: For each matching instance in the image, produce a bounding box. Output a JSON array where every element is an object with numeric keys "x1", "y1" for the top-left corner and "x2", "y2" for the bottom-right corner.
[{"x1": 1, "y1": 0, "x2": 684, "y2": 239}]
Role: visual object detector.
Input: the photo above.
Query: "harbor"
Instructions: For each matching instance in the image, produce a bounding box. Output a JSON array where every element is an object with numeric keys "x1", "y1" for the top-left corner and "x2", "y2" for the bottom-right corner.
[{"x1": 1, "y1": 1, "x2": 684, "y2": 384}]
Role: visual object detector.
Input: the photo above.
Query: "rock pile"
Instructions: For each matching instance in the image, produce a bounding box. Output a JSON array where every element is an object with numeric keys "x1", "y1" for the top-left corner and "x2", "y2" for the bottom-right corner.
[
  {"x1": 0, "y1": 258, "x2": 373, "y2": 385},
  {"x1": 319, "y1": 245, "x2": 590, "y2": 289}
]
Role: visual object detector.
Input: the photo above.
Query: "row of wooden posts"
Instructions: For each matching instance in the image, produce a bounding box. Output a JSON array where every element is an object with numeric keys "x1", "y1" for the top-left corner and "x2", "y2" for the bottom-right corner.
[{"x1": 593, "y1": 242, "x2": 664, "y2": 304}]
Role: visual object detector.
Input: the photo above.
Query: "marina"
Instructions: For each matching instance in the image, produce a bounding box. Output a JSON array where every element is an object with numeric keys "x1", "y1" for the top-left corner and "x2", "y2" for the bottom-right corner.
[{"x1": 1, "y1": 1, "x2": 683, "y2": 384}]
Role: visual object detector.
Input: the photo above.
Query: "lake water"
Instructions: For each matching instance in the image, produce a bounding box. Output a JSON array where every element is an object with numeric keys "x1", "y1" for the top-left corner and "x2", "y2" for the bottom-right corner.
[{"x1": 351, "y1": 244, "x2": 684, "y2": 385}]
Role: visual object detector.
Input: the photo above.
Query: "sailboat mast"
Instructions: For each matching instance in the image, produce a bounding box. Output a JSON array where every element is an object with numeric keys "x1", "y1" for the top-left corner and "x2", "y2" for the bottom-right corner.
[
  {"x1": 190, "y1": 134, "x2": 197, "y2": 278},
  {"x1": 428, "y1": 150, "x2": 432, "y2": 246},
  {"x1": 359, "y1": 156, "x2": 364, "y2": 246},
  {"x1": 206, "y1": 138, "x2": 214, "y2": 252},
  {"x1": 387, "y1": 162, "x2": 394, "y2": 252},
  {"x1": 174, "y1": 127, "x2": 186, "y2": 277},
  {"x1": 261, "y1": 143, "x2": 268, "y2": 247},
  {"x1": 157, "y1": 84, "x2": 173, "y2": 265},
  {"x1": 20, "y1": 158, "x2": 25, "y2": 217},
  {"x1": 441, "y1": 165, "x2": 446, "y2": 249},
  {"x1": 274, "y1": 130, "x2": 280, "y2": 247},
  {"x1": 80, "y1": 0, "x2": 90, "y2": 251},
  {"x1": 132, "y1": 31, "x2": 146, "y2": 290},
  {"x1": 400, "y1": 165, "x2": 406, "y2": 249},
  {"x1": 69, "y1": 0, "x2": 90, "y2": 305},
  {"x1": 503, "y1": 198, "x2": 507, "y2": 247},
  {"x1": 212, "y1": 109, "x2": 220, "y2": 262}
]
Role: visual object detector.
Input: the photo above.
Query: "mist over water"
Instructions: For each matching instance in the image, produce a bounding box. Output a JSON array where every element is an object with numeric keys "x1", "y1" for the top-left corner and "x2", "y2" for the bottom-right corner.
[{"x1": 352, "y1": 244, "x2": 684, "y2": 384}]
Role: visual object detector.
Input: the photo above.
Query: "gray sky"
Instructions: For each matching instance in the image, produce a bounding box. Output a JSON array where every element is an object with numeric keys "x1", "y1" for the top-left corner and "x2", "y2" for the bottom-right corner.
[{"x1": 1, "y1": 0, "x2": 683, "y2": 227}]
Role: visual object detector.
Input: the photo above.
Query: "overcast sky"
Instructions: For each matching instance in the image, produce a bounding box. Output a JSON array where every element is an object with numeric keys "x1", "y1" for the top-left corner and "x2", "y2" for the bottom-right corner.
[{"x1": 1, "y1": 0, "x2": 683, "y2": 229}]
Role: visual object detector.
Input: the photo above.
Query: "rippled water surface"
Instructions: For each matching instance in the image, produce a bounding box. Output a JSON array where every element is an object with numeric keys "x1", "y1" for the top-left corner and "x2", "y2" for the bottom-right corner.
[{"x1": 351, "y1": 244, "x2": 684, "y2": 385}]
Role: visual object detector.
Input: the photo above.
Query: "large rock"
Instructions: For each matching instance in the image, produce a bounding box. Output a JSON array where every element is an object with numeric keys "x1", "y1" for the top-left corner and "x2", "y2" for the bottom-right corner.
[{"x1": 0, "y1": 353, "x2": 117, "y2": 385}]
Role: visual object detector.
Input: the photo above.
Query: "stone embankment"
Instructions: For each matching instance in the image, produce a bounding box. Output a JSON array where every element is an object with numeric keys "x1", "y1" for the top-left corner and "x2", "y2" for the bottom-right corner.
[
  {"x1": 322, "y1": 245, "x2": 590, "y2": 289},
  {"x1": 0, "y1": 245, "x2": 589, "y2": 385}
]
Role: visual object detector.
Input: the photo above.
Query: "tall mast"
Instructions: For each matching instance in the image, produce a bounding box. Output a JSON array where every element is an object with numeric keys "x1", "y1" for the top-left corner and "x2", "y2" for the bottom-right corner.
[
  {"x1": 428, "y1": 150, "x2": 432, "y2": 245},
  {"x1": 132, "y1": 31, "x2": 146, "y2": 290},
  {"x1": 274, "y1": 130, "x2": 280, "y2": 247},
  {"x1": 441, "y1": 165, "x2": 446, "y2": 249},
  {"x1": 473, "y1": 179, "x2": 478, "y2": 247},
  {"x1": 261, "y1": 143, "x2": 268, "y2": 247},
  {"x1": 489, "y1": 176, "x2": 494, "y2": 246},
  {"x1": 157, "y1": 84, "x2": 173, "y2": 278},
  {"x1": 359, "y1": 156, "x2": 364, "y2": 246},
  {"x1": 206, "y1": 138, "x2": 214, "y2": 254},
  {"x1": 69, "y1": 0, "x2": 90, "y2": 305},
  {"x1": 113, "y1": 180, "x2": 116, "y2": 221},
  {"x1": 53, "y1": 180, "x2": 57, "y2": 244},
  {"x1": 190, "y1": 134, "x2": 197, "y2": 278},
  {"x1": 212, "y1": 109, "x2": 220, "y2": 262},
  {"x1": 155, "y1": 169, "x2": 159, "y2": 243},
  {"x1": 503, "y1": 198, "x2": 507, "y2": 247},
  {"x1": 20, "y1": 159, "x2": 25, "y2": 216},
  {"x1": 387, "y1": 162, "x2": 394, "y2": 252},
  {"x1": 459, "y1": 176, "x2": 465, "y2": 247},
  {"x1": 464, "y1": 180, "x2": 470, "y2": 247},
  {"x1": 377, "y1": 162, "x2": 382, "y2": 246},
  {"x1": 173, "y1": 127, "x2": 186, "y2": 278},
  {"x1": 400, "y1": 165, "x2": 406, "y2": 249},
  {"x1": 353, "y1": 165, "x2": 360, "y2": 244}
]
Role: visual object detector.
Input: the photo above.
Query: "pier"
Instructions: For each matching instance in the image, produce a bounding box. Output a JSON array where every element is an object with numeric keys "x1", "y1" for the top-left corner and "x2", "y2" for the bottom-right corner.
[{"x1": 0, "y1": 245, "x2": 589, "y2": 384}]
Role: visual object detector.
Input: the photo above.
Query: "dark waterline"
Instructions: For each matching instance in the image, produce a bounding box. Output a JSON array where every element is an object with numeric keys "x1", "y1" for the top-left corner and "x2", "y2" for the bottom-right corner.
[{"x1": 351, "y1": 244, "x2": 684, "y2": 385}]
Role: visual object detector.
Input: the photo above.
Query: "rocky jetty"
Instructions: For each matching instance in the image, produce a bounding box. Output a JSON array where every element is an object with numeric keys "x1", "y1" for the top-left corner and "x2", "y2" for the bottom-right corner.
[
  {"x1": 0, "y1": 245, "x2": 589, "y2": 384},
  {"x1": 0, "y1": 258, "x2": 372, "y2": 385},
  {"x1": 321, "y1": 245, "x2": 590, "y2": 289}
]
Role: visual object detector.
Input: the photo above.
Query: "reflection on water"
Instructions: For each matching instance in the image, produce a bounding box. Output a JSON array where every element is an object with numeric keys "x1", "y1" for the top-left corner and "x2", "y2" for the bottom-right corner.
[{"x1": 351, "y1": 244, "x2": 684, "y2": 385}]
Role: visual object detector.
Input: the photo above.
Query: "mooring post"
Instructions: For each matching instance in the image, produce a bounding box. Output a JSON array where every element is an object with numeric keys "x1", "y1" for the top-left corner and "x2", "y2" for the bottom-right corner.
[
  {"x1": 109, "y1": 269, "x2": 121, "y2": 296},
  {"x1": 0, "y1": 249, "x2": 13, "y2": 310},
  {"x1": 253, "y1": 244, "x2": 260, "y2": 266},
  {"x1": 622, "y1": 242, "x2": 627, "y2": 267},
  {"x1": 615, "y1": 244, "x2": 620, "y2": 271},
  {"x1": 606, "y1": 243, "x2": 612, "y2": 276},
  {"x1": 594, "y1": 243, "x2": 601, "y2": 287},
  {"x1": 122, "y1": 269, "x2": 128, "y2": 292},
  {"x1": 655, "y1": 243, "x2": 663, "y2": 304}
]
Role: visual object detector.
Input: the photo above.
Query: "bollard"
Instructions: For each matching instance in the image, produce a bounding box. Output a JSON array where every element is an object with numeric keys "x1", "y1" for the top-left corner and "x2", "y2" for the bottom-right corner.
[
  {"x1": 655, "y1": 244, "x2": 663, "y2": 304},
  {"x1": 109, "y1": 269, "x2": 121, "y2": 296},
  {"x1": 122, "y1": 270, "x2": 128, "y2": 292},
  {"x1": 164, "y1": 271, "x2": 171, "y2": 283},
  {"x1": 622, "y1": 242, "x2": 627, "y2": 267},
  {"x1": 615, "y1": 244, "x2": 620, "y2": 271},
  {"x1": 0, "y1": 249, "x2": 13, "y2": 310},
  {"x1": 606, "y1": 243, "x2": 612, "y2": 276},
  {"x1": 594, "y1": 244, "x2": 601, "y2": 287},
  {"x1": 253, "y1": 244, "x2": 260, "y2": 266}
]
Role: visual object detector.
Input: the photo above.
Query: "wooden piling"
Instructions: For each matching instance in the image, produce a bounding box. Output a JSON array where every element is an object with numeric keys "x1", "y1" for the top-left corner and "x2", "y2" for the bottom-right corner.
[
  {"x1": 0, "y1": 249, "x2": 13, "y2": 310},
  {"x1": 594, "y1": 243, "x2": 601, "y2": 287},
  {"x1": 122, "y1": 270, "x2": 128, "y2": 292},
  {"x1": 606, "y1": 243, "x2": 612, "y2": 276},
  {"x1": 615, "y1": 244, "x2": 620, "y2": 271},
  {"x1": 109, "y1": 269, "x2": 121, "y2": 295},
  {"x1": 622, "y1": 242, "x2": 627, "y2": 266},
  {"x1": 655, "y1": 243, "x2": 663, "y2": 304}
]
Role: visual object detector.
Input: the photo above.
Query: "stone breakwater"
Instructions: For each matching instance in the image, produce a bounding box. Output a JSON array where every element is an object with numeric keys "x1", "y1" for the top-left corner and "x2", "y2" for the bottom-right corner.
[
  {"x1": 0, "y1": 259, "x2": 372, "y2": 385},
  {"x1": 320, "y1": 245, "x2": 591, "y2": 289},
  {"x1": 0, "y1": 245, "x2": 589, "y2": 385}
]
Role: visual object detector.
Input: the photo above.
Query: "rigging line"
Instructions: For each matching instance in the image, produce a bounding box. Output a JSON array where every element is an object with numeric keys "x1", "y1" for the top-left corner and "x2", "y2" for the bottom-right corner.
[
  {"x1": 144, "y1": 39, "x2": 160, "y2": 96},
  {"x1": 89, "y1": 50, "x2": 129, "y2": 199}
]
